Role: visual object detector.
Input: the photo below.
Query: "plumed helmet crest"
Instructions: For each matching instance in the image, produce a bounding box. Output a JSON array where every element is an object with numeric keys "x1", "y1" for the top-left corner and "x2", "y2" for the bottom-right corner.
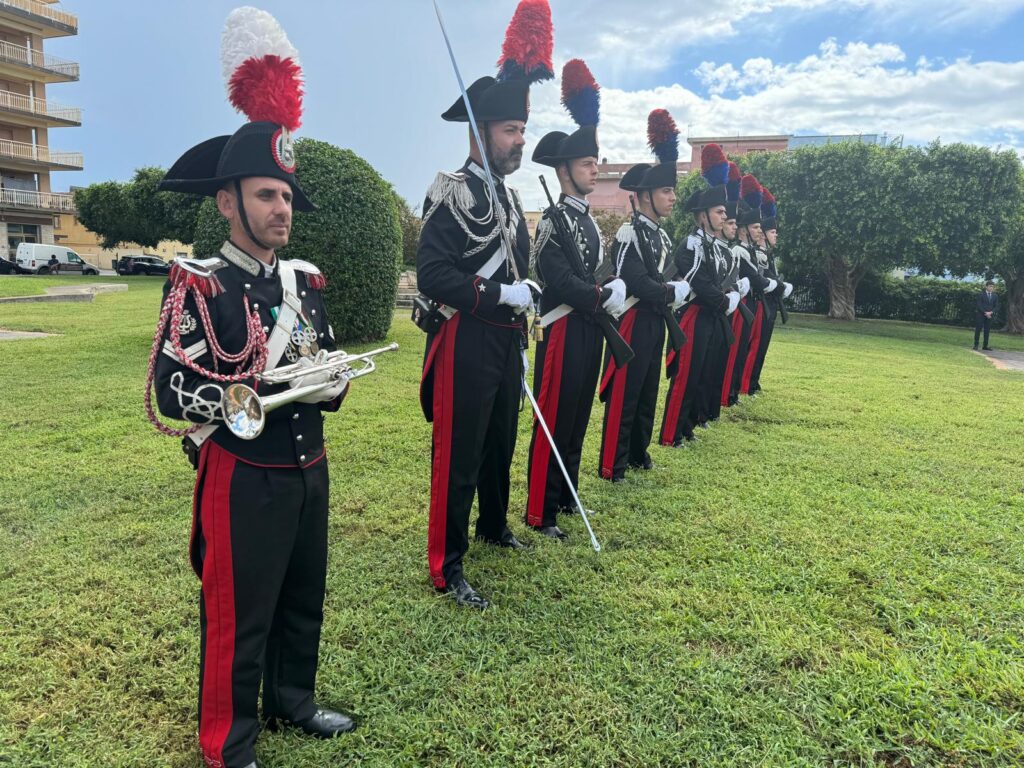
[
  {"x1": 222, "y1": 7, "x2": 303, "y2": 131},
  {"x1": 497, "y1": 0, "x2": 554, "y2": 84}
]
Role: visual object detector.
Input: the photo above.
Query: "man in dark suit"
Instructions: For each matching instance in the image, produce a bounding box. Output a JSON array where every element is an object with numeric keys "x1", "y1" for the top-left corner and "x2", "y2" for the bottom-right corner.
[{"x1": 974, "y1": 281, "x2": 999, "y2": 351}]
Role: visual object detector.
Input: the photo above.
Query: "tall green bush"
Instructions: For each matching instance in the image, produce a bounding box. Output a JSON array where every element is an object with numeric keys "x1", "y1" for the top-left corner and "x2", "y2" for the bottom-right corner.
[{"x1": 193, "y1": 138, "x2": 401, "y2": 343}]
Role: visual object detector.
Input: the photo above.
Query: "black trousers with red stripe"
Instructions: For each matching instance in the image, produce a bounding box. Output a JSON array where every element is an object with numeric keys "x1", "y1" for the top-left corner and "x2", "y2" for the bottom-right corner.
[
  {"x1": 719, "y1": 308, "x2": 747, "y2": 409},
  {"x1": 749, "y1": 298, "x2": 779, "y2": 393},
  {"x1": 738, "y1": 298, "x2": 765, "y2": 396},
  {"x1": 726, "y1": 297, "x2": 755, "y2": 405},
  {"x1": 700, "y1": 313, "x2": 732, "y2": 424},
  {"x1": 599, "y1": 308, "x2": 664, "y2": 479},
  {"x1": 424, "y1": 314, "x2": 522, "y2": 588},
  {"x1": 660, "y1": 305, "x2": 722, "y2": 445},
  {"x1": 192, "y1": 441, "x2": 329, "y2": 768},
  {"x1": 526, "y1": 314, "x2": 603, "y2": 527}
]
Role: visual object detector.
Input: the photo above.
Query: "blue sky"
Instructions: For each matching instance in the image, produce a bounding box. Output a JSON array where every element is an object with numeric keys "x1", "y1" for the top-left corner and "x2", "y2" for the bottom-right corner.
[{"x1": 51, "y1": 1, "x2": 1024, "y2": 210}]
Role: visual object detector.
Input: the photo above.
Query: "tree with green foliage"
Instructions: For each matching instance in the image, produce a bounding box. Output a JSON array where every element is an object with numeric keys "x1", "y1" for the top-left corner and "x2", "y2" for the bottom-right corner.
[
  {"x1": 905, "y1": 145, "x2": 1024, "y2": 334},
  {"x1": 396, "y1": 196, "x2": 421, "y2": 269},
  {"x1": 73, "y1": 167, "x2": 202, "y2": 249},
  {"x1": 592, "y1": 208, "x2": 629, "y2": 255},
  {"x1": 193, "y1": 138, "x2": 401, "y2": 343}
]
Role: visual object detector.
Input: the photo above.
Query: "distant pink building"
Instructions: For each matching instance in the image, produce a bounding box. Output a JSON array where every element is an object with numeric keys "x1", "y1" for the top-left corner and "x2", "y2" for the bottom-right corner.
[{"x1": 591, "y1": 135, "x2": 787, "y2": 215}]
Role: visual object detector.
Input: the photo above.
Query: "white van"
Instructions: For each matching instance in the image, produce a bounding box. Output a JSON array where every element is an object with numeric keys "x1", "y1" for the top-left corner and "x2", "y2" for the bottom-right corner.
[{"x1": 15, "y1": 243, "x2": 99, "y2": 275}]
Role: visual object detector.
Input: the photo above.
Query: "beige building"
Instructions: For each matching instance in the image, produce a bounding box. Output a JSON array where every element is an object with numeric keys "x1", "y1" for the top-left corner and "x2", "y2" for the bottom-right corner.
[
  {"x1": 0, "y1": 0, "x2": 80, "y2": 260},
  {"x1": 53, "y1": 211, "x2": 193, "y2": 270}
]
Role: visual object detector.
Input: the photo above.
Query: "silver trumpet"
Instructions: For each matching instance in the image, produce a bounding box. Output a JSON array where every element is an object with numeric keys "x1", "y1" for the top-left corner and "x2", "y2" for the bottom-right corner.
[{"x1": 222, "y1": 342, "x2": 399, "y2": 440}]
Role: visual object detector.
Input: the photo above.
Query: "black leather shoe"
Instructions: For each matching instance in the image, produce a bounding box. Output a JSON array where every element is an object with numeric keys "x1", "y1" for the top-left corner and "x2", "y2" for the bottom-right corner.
[
  {"x1": 983, "y1": 346, "x2": 993, "y2": 351},
  {"x1": 534, "y1": 525, "x2": 568, "y2": 541},
  {"x1": 973, "y1": 345, "x2": 979, "y2": 350},
  {"x1": 477, "y1": 530, "x2": 529, "y2": 550},
  {"x1": 268, "y1": 706, "x2": 356, "y2": 739},
  {"x1": 611, "y1": 474, "x2": 626, "y2": 483},
  {"x1": 671, "y1": 440, "x2": 686, "y2": 448},
  {"x1": 629, "y1": 454, "x2": 653, "y2": 470},
  {"x1": 438, "y1": 577, "x2": 489, "y2": 609},
  {"x1": 241, "y1": 763, "x2": 259, "y2": 768}
]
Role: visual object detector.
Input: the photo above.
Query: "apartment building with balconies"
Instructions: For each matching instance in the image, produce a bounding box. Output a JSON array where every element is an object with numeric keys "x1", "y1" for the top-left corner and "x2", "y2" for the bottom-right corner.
[{"x1": 0, "y1": 0, "x2": 79, "y2": 259}]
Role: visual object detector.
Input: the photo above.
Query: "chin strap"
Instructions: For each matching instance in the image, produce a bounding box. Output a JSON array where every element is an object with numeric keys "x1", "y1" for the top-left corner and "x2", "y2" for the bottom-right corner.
[{"x1": 234, "y1": 179, "x2": 271, "y2": 252}]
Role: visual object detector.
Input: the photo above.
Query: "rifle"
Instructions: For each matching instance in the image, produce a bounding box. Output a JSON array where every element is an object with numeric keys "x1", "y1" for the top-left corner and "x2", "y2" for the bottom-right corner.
[
  {"x1": 628, "y1": 195, "x2": 687, "y2": 351},
  {"x1": 539, "y1": 177, "x2": 634, "y2": 367}
]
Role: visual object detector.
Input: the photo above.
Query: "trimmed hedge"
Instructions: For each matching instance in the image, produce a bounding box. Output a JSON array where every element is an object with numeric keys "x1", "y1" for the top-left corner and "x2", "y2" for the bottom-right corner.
[
  {"x1": 193, "y1": 138, "x2": 401, "y2": 343},
  {"x1": 789, "y1": 273, "x2": 1007, "y2": 327}
]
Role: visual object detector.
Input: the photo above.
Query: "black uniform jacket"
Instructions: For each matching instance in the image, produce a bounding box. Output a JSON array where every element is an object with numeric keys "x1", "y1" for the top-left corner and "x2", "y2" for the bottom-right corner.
[
  {"x1": 615, "y1": 213, "x2": 674, "y2": 314},
  {"x1": 155, "y1": 241, "x2": 342, "y2": 469},
  {"x1": 534, "y1": 192, "x2": 611, "y2": 317},
  {"x1": 416, "y1": 158, "x2": 530, "y2": 328},
  {"x1": 675, "y1": 229, "x2": 730, "y2": 313}
]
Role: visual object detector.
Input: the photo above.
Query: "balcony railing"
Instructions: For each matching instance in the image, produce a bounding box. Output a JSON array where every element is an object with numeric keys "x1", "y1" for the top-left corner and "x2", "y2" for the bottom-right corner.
[
  {"x1": 0, "y1": 138, "x2": 81, "y2": 167},
  {"x1": 0, "y1": 0, "x2": 77, "y2": 31},
  {"x1": 0, "y1": 88, "x2": 79, "y2": 122},
  {"x1": 0, "y1": 186, "x2": 74, "y2": 212},
  {"x1": 0, "y1": 38, "x2": 78, "y2": 79}
]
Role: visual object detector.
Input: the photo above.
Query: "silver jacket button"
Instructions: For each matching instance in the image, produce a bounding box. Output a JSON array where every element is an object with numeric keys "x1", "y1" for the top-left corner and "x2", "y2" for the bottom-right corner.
[
  {"x1": 296, "y1": 434, "x2": 303, "y2": 442},
  {"x1": 244, "y1": 283, "x2": 252, "y2": 290},
  {"x1": 299, "y1": 454, "x2": 306, "y2": 462},
  {"x1": 292, "y1": 412, "x2": 300, "y2": 420}
]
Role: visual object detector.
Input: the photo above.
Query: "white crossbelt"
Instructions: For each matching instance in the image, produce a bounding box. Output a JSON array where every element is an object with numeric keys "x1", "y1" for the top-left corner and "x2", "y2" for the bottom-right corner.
[
  {"x1": 539, "y1": 303, "x2": 574, "y2": 327},
  {"x1": 438, "y1": 245, "x2": 509, "y2": 320},
  {"x1": 188, "y1": 261, "x2": 301, "y2": 449}
]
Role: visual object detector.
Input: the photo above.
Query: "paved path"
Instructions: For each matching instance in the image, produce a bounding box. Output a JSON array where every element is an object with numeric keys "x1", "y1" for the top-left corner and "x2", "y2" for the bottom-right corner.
[
  {"x1": 0, "y1": 282, "x2": 127, "y2": 304},
  {"x1": 0, "y1": 329, "x2": 52, "y2": 340},
  {"x1": 975, "y1": 348, "x2": 1024, "y2": 372}
]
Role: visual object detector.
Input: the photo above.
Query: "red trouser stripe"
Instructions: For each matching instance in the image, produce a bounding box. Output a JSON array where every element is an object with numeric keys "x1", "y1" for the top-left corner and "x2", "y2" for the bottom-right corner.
[
  {"x1": 599, "y1": 308, "x2": 637, "y2": 479},
  {"x1": 741, "y1": 302, "x2": 764, "y2": 395},
  {"x1": 426, "y1": 314, "x2": 460, "y2": 589},
  {"x1": 526, "y1": 317, "x2": 567, "y2": 526},
  {"x1": 659, "y1": 305, "x2": 700, "y2": 445},
  {"x1": 198, "y1": 442, "x2": 238, "y2": 768},
  {"x1": 720, "y1": 306, "x2": 746, "y2": 406}
]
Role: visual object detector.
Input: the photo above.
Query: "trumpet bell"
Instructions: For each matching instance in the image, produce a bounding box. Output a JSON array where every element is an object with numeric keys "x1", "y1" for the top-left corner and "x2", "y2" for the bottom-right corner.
[{"x1": 223, "y1": 382, "x2": 265, "y2": 440}]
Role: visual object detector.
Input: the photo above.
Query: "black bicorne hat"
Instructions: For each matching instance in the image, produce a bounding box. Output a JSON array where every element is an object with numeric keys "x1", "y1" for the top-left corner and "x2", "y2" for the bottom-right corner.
[
  {"x1": 738, "y1": 206, "x2": 762, "y2": 227},
  {"x1": 700, "y1": 185, "x2": 727, "y2": 210},
  {"x1": 533, "y1": 125, "x2": 598, "y2": 166},
  {"x1": 619, "y1": 163, "x2": 651, "y2": 192},
  {"x1": 442, "y1": 0, "x2": 554, "y2": 125},
  {"x1": 684, "y1": 189, "x2": 703, "y2": 213},
  {"x1": 159, "y1": 8, "x2": 314, "y2": 211},
  {"x1": 442, "y1": 76, "x2": 534, "y2": 124},
  {"x1": 160, "y1": 122, "x2": 314, "y2": 211},
  {"x1": 761, "y1": 217, "x2": 778, "y2": 232}
]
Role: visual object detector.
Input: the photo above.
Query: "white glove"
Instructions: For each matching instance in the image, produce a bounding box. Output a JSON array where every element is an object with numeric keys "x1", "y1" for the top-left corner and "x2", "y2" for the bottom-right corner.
[
  {"x1": 289, "y1": 355, "x2": 332, "y2": 390},
  {"x1": 736, "y1": 277, "x2": 751, "y2": 297},
  {"x1": 499, "y1": 282, "x2": 533, "y2": 314},
  {"x1": 297, "y1": 377, "x2": 348, "y2": 404},
  {"x1": 726, "y1": 291, "x2": 741, "y2": 315},
  {"x1": 764, "y1": 278, "x2": 778, "y2": 294},
  {"x1": 602, "y1": 278, "x2": 626, "y2": 316},
  {"x1": 783, "y1": 282, "x2": 793, "y2": 298},
  {"x1": 668, "y1": 280, "x2": 691, "y2": 309}
]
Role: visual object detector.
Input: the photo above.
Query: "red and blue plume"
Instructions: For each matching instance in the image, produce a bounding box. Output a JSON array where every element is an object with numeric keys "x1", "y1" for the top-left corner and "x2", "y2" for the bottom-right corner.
[
  {"x1": 726, "y1": 162, "x2": 742, "y2": 202},
  {"x1": 221, "y1": 7, "x2": 303, "y2": 131},
  {"x1": 761, "y1": 188, "x2": 777, "y2": 219},
  {"x1": 700, "y1": 143, "x2": 729, "y2": 188},
  {"x1": 497, "y1": 0, "x2": 554, "y2": 84},
  {"x1": 740, "y1": 174, "x2": 763, "y2": 210},
  {"x1": 647, "y1": 109, "x2": 679, "y2": 164},
  {"x1": 561, "y1": 59, "x2": 599, "y2": 127}
]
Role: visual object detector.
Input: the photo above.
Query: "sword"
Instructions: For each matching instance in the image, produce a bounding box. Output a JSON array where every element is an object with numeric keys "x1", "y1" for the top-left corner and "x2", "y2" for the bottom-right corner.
[
  {"x1": 521, "y1": 350, "x2": 601, "y2": 553},
  {"x1": 432, "y1": 0, "x2": 521, "y2": 283}
]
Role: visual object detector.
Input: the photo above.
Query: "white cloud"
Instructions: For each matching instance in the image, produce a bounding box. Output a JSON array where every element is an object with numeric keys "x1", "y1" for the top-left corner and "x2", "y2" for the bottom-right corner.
[{"x1": 514, "y1": 39, "x2": 1024, "y2": 209}]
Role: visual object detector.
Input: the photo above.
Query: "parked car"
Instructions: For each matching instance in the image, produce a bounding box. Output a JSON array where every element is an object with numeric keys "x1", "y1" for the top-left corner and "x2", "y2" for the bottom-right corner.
[
  {"x1": 15, "y1": 243, "x2": 99, "y2": 275},
  {"x1": 0, "y1": 257, "x2": 19, "y2": 274},
  {"x1": 116, "y1": 255, "x2": 171, "y2": 276}
]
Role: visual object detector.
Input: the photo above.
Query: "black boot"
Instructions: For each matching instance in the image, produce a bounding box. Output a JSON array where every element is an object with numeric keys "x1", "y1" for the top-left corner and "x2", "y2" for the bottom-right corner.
[
  {"x1": 438, "y1": 577, "x2": 489, "y2": 609},
  {"x1": 476, "y1": 529, "x2": 529, "y2": 550},
  {"x1": 533, "y1": 525, "x2": 568, "y2": 541},
  {"x1": 267, "y1": 706, "x2": 356, "y2": 738}
]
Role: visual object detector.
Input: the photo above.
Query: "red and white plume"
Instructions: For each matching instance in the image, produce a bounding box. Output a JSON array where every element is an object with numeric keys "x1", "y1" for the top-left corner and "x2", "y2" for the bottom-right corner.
[{"x1": 221, "y1": 7, "x2": 303, "y2": 131}]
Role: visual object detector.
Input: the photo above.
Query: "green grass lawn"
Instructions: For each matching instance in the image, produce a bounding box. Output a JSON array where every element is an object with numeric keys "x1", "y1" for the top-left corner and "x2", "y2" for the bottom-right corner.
[
  {"x1": 1, "y1": 282, "x2": 1023, "y2": 767},
  {"x1": 0, "y1": 274, "x2": 146, "y2": 299}
]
